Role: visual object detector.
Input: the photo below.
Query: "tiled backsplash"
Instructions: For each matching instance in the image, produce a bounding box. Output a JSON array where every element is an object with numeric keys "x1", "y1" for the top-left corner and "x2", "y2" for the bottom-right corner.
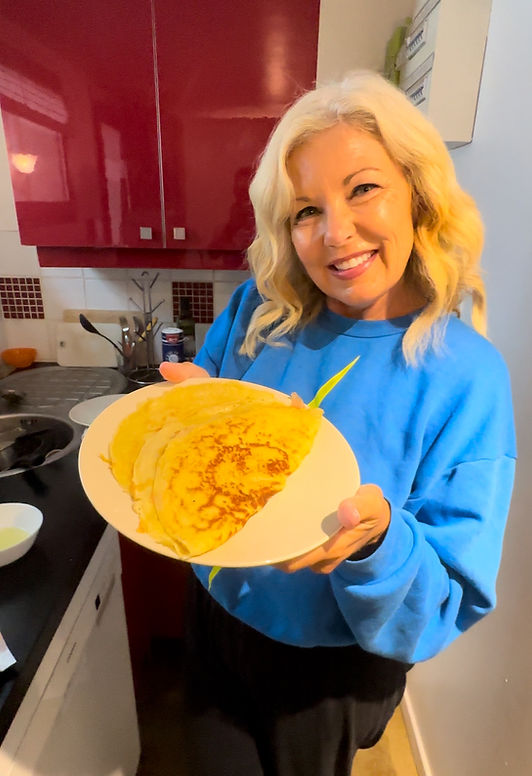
[
  {"x1": 172, "y1": 281, "x2": 214, "y2": 324},
  {"x1": 0, "y1": 258, "x2": 249, "y2": 360},
  {"x1": 0, "y1": 276, "x2": 44, "y2": 319}
]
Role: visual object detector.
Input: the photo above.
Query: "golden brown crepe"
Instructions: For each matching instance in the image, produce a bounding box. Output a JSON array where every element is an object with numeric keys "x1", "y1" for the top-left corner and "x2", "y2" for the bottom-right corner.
[
  {"x1": 152, "y1": 402, "x2": 322, "y2": 556},
  {"x1": 108, "y1": 380, "x2": 322, "y2": 558},
  {"x1": 109, "y1": 380, "x2": 282, "y2": 490}
]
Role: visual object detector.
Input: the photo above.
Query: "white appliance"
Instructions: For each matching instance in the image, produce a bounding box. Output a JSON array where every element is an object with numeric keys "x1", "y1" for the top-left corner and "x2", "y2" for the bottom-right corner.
[
  {"x1": 0, "y1": 526, "x2": 141, "y2": 776},
  {"x1": 399, "y1": 0, "x2": 492, "y2": 147}
]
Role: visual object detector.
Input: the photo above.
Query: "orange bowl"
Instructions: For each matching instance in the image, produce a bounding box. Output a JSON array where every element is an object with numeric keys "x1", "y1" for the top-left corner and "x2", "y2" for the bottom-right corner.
[{"x1": 1, "y1": 347, "x2": 37, "y2": 368}]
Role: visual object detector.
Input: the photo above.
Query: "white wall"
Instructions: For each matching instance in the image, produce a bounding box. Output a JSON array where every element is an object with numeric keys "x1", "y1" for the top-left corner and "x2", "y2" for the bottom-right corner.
[
  {"x1": 317, "y1": 0, "x2": 414, "y2": 82},
  {"x1": 405, "y1": 1, "x2": 532, "y2": 774}
]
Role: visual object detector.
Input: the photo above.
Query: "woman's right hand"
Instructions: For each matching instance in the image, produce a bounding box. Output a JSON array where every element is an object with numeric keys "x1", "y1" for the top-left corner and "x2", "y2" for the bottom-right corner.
[{"x1": 159, "y1": 361, "x2": 210, "y2": 383}]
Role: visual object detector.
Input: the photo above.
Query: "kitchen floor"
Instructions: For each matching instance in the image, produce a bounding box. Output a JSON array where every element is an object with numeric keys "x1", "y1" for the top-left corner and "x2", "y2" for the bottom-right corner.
[{"x1": 135, "y1": 639, "x2": 419, "y2": 776}]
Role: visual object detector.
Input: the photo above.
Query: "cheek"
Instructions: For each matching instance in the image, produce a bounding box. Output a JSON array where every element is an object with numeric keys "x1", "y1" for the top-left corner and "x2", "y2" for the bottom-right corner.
[
  {"x1": 291, "y1": 228, "x2": 316, "y2": 264},
  {"x1": 376, "y1": 195, "x2": 414, "y2": 254},
  {"x1": 394, "y1": 217, "x2": 415, "y2": 254}
]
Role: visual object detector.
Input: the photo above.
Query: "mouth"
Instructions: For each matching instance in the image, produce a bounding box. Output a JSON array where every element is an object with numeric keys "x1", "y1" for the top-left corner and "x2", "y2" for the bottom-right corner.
[{"x1": 329, "y1": 250, "x2": 378, "y2": 275}]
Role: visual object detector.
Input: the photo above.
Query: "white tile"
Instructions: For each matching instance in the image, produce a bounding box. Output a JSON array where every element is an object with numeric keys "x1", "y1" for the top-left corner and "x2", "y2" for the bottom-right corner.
[
  {"x1": 213, "y1": 269, "x2": 250, "y2": 283},
  {"x1": 127, "y1": 268, "x2": 171, "y2": 282},
  {"x1": 40, "y1": 266, "x2": 83, "y2": 278},
  {"x1": 84, "y1": 278, "x2": 129, "y2": 309},
  {"x1": 82, "y1": 267, "x2": 128, "y2": 280},
  {"x1": 128, "y1": 277, "x2": 174, "y2": 330},
  {"x1": 213, "y1": 280, "x2": 240, "y2": 318},
  {"x1": 154, "y1": 299, "x2": 174, "y2": 330},
  {"x1": 126, "y1": 278, "x2": 145, "y2": 315},
  {"x1": 41, "y1": 277, "x2": 85, "y2": 320},
  {"x1": 0, "y1": 231, "x2": 40, "y2": 275},
  {"x1": 127, "y1": 274, "x2": 171, "y2": 314},
  {"x1": 170, "y1": 269, "x2": 214, "y2": 282},
  {"x1": 2, "y1": 318, "x2": 54, "y2": 361},
  {"x1": 194, "y1": 322, "x2": 210, "y2": 351},
  {"x1": 0, "y1": 318, "x2": 7, "y2": 351}
]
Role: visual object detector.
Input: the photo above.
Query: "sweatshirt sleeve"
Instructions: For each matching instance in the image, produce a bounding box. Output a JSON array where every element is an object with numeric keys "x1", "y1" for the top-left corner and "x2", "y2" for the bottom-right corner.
[
  {"x1": 330, "y1": 351, "x2": 516, "y2": 664},
  {"x1": 331, "y1": 455, "x2": 515, "y2": 663}
]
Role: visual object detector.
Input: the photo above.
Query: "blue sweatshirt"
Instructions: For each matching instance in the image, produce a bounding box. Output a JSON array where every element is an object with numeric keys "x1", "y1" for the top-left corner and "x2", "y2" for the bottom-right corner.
[{"x1": 193, "y1": 279, "x2": 516, "y2": 663}]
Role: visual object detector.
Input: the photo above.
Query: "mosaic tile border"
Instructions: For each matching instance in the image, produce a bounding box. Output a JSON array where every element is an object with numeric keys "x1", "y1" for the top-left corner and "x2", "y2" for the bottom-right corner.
[
  {"x1": 172, "y1": 281, "x2": 213, "y2": 325},
  {"x1": 0, "y1": 276, "x2": 44, "y2": 319}
]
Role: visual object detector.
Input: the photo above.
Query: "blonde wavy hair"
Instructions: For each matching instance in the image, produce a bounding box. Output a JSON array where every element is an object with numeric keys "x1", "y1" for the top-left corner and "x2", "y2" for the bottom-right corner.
[{"x1": 242, "y1": 70, "x2": 485, "y2": 366}]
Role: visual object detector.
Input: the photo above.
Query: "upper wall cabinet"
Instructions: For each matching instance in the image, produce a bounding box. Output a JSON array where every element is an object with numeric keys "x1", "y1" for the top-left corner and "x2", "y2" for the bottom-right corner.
[
  {"x1": 399, "y1": 0, "x2": 492, "y2": 148},
  {"x1": 0, "y1": 0, "x2": 319, "y2": 253}
]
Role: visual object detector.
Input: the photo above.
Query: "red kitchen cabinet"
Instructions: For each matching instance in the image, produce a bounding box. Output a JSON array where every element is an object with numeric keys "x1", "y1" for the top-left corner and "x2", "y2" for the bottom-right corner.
[
  {"x1": 0, "y1": 0, "x2": 319, "y2": 264},
  {"x1": 155, "y1": 0, "x2": 319, "y2": 252},
  {"x1": 0, "y1": 0, "x2": 162, "y2": 249}
]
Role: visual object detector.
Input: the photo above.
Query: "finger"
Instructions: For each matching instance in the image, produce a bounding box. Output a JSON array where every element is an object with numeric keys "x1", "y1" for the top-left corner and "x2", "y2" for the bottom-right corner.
[
  {"x1": 278, "y1": 527, "x2": 353, "y2": 572},
  {"x1": 282, "y1": 499, "x2": 365, "y2": 571},
  {"x1": 310, "y1": 559, "x2": 344, "y2": 574},
  {"x1": 352, "y1": 483, "x2": 388, "y2": 519},
  {"x1": 159, "y1": 361, "x2": 209, "y2": 383},
  {"x1": 337, "y1": 499, "x2": 361, "y2": 529},
  {"x1": 276, "y1": 542, "x2": 331, "y2": 573}
]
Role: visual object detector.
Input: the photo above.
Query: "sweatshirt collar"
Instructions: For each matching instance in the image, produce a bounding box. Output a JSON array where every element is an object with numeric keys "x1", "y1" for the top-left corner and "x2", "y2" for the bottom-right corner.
[{"x1": 317, "y1": 306, "x2": 423, "y2": 338}]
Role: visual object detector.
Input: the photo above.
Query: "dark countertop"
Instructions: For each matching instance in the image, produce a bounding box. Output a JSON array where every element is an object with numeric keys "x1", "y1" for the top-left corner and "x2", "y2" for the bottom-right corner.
[{"x1": 0, "y1": 448, "x2": 107, "y2": 742}]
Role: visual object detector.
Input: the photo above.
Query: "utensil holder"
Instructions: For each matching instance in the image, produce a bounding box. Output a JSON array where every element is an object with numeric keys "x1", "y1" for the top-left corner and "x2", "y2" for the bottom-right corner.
[{"x1": 129, "y1": 271, "x2": 165, "y2": 368}]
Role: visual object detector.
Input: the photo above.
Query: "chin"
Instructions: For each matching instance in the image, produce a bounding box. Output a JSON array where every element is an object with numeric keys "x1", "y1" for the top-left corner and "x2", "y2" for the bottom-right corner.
[{"x1": 327, "y1": 289, "x2": 390, "y2": 319}]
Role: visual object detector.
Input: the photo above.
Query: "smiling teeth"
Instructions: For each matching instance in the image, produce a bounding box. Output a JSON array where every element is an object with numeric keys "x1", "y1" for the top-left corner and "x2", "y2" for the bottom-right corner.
[{"x1": 333, "y1": 251, "x2": 375, "y2": 271}]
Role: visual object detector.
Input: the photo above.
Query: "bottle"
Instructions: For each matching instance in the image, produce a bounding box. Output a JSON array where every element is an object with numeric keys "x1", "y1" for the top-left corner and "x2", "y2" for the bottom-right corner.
[{"x1": 178, "y1": 297, "x2": 196, "y2": 358}]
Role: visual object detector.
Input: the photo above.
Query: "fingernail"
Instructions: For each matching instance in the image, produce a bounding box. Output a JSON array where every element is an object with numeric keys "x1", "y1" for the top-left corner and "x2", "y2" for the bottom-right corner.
[
  {"x1": 159, "y1": 361, "x2": 173, "y2": 380},
  {"x1": 338, "y1": 500, "x2": 360, "y2": 528}
]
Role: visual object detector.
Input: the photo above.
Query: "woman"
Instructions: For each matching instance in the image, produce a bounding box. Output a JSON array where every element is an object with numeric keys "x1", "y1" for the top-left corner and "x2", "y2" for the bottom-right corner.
[{"x1": 161, "y1": 71, "x2": 516, "y2": 775}]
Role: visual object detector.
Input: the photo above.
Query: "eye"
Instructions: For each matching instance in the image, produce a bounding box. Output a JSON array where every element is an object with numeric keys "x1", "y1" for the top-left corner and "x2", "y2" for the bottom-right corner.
[
  {"x1": 293, "y1": 205, "x2": 319, "y2": 223},
  {"x1": 350, "y1": 183, "x2": 378, "y2": 198}
]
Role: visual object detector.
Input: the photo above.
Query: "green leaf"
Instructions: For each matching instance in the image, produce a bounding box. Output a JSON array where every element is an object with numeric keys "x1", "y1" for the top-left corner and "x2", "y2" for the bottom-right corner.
[
  {"x1": 208, "y1": 565, "x2": 222, "y2": 590},
  {"x1": 308, "y1": 356, "x2": 360, "y2": 409}
]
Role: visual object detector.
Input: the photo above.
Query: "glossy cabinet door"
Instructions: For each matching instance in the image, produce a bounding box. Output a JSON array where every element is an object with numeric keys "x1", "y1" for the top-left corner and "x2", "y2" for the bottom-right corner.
[
  {"x1": 0, "y1": 0, "x2": 163, "y2": 248},
  {"x1": 0, "y1": 0, "x2": 319, "y2": 255},
  {"x1": 155, "y1": 0, "x2": 320, "y2": 251}
]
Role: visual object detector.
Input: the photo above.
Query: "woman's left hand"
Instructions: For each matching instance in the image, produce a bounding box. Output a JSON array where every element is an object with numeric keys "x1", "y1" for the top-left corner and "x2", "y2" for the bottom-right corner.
[{"x1": 276, "y1": 484, "x2": 391, "y2": 574}]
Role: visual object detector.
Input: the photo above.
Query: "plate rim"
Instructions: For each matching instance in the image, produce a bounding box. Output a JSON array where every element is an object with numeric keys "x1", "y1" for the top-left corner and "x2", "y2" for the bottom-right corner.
[{"x1": 69, "y1": 393, "x2": 125, "y2": 426}]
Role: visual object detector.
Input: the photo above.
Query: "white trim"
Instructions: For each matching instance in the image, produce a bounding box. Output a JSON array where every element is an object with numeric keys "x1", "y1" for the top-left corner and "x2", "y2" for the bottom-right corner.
[{"x1": 401, "y1": 688, "x2": 433, "y2": 776}]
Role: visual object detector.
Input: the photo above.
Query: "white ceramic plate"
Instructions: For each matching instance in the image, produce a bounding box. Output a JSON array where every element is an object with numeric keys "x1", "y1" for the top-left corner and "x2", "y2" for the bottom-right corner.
[
  {"x1": 69, "y1": 394, "x2": 124, "y2": 426},
  {"x1": 78, "y1": 379, "x2": 360, "y2": 567}
]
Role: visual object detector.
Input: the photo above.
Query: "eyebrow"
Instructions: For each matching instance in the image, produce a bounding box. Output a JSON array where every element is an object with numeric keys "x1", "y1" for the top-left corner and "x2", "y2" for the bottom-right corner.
[
  {"x1": 342, "y1": 167, "x2": 380, "y2": 185},
  {"x1": 294, "y1": 168, "x2": 381, "y2": 202}
]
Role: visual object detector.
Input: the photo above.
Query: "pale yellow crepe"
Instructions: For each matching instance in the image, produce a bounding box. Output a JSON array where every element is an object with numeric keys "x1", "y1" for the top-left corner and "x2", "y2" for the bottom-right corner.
[
  {"x1": 109, "y1": 380, "x2": 282, "y2": 491},
  {"x1": 108, "y1": 380, "x2": 322, "y2": 558}
]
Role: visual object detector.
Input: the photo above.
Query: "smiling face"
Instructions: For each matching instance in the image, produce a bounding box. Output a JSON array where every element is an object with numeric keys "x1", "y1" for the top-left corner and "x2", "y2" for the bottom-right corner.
[{"x1": 287, "y1": 122, "x2": 424, "y2": 320}]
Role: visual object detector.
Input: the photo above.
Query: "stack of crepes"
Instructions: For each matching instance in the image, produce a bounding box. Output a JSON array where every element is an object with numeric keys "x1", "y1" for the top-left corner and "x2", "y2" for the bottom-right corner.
[{"x1": 108, "y1": 379, "x2": 323, "y2": 558}]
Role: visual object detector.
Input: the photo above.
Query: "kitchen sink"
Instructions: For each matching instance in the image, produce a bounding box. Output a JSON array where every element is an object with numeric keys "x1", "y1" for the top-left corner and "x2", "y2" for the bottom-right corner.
[
  {"x1": 0, "y1": 413, "x2": 83, "y2": 478},
  {"x1": 0, "y1": 365, "x2": 127, "y2": 477}
]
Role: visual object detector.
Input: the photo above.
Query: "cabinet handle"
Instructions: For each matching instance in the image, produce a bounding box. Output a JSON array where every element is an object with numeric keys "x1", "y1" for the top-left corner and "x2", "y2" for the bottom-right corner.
[
  {"x1": 139, "y1": 226, "x2": 153, "y2": 240},
  {"x1": 172, "y1": 227, "x2": 186, "y2": 240}
]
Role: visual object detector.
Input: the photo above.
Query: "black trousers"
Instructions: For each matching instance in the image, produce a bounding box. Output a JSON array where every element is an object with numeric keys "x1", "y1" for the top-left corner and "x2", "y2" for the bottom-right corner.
[{"x1": 182, "y1": 574, "x2": 410, "y2": 776}]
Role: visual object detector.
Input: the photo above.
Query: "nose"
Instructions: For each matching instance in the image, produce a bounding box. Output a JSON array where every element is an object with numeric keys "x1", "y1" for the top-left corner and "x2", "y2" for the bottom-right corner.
[{"x1": 324, "y1": 201, "x2": 355, "y2": 247}]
